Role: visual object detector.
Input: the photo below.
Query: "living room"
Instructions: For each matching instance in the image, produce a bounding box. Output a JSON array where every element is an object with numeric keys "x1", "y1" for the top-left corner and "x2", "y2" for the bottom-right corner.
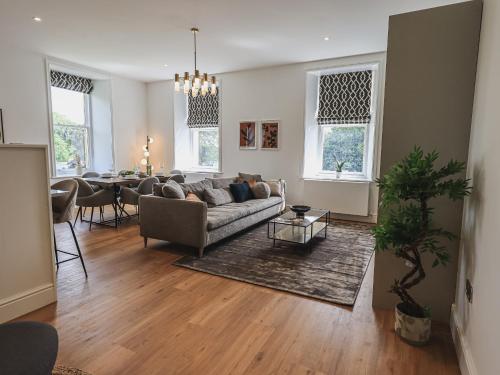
[{"x1": 0, "y1": 0, "x2": 499, "y2": 374}]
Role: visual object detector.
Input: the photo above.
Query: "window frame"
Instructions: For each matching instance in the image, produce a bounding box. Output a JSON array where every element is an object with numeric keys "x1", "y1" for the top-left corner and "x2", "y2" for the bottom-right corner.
[
  {"x1": 303, "y1": 61, "x2": 381, "y2": 182},
  {"x1": 50, "y1": 87, "x2": 93, "y2": 177},
  {"x1": 317, "y1": 122, "x2": 370, "y2": 179},
  {"x1": 189, "y1": 127, "x2": 221, "y2": 173}
]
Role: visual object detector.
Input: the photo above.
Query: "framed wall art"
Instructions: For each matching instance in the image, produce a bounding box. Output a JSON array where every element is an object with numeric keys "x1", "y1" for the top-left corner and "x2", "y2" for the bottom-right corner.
[
  {"x1": 239, "y1": 121, "x2": 257, "y2": 149},
  {"x1": 261, "y1": 120, "x2": 280, "y2": 150}
]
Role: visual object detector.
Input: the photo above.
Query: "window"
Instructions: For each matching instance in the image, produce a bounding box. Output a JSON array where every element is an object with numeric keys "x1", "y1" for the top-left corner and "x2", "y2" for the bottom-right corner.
[
  {"x1": 49, "y1": 70, "x2": 94, "y2": 176},
  {"x1": 320, "y1": 125, "x2": 367, "y2": 175},
  {"x1": 190, "y1": 127, "x2": 220, "y2": 171},
  {"x1": 303, "y1": 64, "x2": 379, "y2": 180},
  {"x1": 176, "y1": 87, "x2": 220, "y2": 172},
  {"x1": 51, "y1": 87, "x2": 91, "y2": 176}
]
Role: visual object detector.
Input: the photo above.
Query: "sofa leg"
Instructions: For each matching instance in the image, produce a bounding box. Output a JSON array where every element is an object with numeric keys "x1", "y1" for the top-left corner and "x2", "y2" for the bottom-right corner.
[
  {"x1": 198, "y1": 247, "x2": 204, "y2": 258},
  {"x1": 143, "y1": 237, "x2": 148, "y2": 248}
]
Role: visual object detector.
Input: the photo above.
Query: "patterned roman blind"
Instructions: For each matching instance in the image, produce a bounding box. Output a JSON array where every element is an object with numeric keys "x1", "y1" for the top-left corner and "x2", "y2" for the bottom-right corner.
[
  {"x1": 316, "y1": 70, "x2": 373, "y2": 125},
  {"x1": 187, "y1": 90, "x2": 219, "y2": 128},
  {"x1": 50, "y1": 71, "x2": 93, "y2": 94}
]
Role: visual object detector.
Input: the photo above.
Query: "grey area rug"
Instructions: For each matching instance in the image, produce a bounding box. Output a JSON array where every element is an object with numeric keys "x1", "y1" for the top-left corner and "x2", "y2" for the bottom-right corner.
[{"x1": 174, "y1": 221, "x2": 375, "y2": 306}]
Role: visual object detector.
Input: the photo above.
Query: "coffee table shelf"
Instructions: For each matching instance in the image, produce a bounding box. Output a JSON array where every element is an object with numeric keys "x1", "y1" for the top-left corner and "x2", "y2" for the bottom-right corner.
[{"x1": 267, "y1": 209, "x2": 330, "y2": 248}]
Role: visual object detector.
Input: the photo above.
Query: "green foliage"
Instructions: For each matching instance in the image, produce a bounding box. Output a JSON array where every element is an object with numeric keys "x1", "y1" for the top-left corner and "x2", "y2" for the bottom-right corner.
[
  {"x1": 199, "y1": 130, "x2": 219, "y2": 167},
  {"x1": 322, "y1": 126, "x2": 364, "y2": 172},
  {"x1": 52, "y1": 112, "x2": 88, "y2": 166},
  {"x1": 373, "y1": 146, "x2": 471, "y2": 315}
]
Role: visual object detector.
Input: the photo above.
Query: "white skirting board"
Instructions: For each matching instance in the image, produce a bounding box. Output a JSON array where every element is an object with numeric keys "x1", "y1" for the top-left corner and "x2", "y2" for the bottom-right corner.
[
  {"x1": 0, "y1": 284, "x2": 56, "y2": 323},
  {"x1": 450, "y1": 304, "x2": 478, "y2": 375}
]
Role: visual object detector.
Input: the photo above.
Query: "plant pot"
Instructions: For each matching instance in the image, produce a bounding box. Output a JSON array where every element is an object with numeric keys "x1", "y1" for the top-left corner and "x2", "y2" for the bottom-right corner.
[
  {"x1": 75, "y1": 165, "x2": 83, "y2": 176},
  {"x1": 394, "y1": 303, "x2": 431, "y2": 345},
  {"x1": 335, "y1": 171, "x2": 341, "y2": 179}
]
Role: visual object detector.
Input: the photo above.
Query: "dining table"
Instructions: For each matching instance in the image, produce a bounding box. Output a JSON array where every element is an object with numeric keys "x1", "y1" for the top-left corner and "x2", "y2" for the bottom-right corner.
[{"x1": 83, "y1": 176, "x2": 145, "y2": 228}]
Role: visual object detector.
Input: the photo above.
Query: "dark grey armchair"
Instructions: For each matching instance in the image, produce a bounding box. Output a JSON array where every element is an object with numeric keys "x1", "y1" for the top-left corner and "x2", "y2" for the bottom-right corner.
[{"x1": 74, "y1": 177, "x2": 115, "y2": 231}]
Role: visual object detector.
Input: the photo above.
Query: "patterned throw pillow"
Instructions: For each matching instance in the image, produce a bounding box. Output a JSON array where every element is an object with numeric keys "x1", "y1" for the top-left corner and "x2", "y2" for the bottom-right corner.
[
  {"x1": 203, "y1": 188, "x2": 234, "y2": 207},
  {"x1": 251, "y1": 182, "x2": 271, "y2": 199},
  {"x1": 238, "y1": 172, "x2": 263, "y2": 183},
  {"x1": 161, "y1": 180, "x2": 185, "y2": 199}
]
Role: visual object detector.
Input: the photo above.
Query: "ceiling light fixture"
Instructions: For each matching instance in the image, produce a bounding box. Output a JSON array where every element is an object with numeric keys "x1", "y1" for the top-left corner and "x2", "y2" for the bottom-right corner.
[
  {"x1": 174, "y1": 27, "x2": 217, "y2": 97},
  {"x1": 32, "y1": 16, "x2": 42, "y2": 22},
  {"x1": 163, "y1": 64, "x2": 169, "y2": 67},
  {"x1": 323, "y1": 36, "x2": 330, "y2": 41}
]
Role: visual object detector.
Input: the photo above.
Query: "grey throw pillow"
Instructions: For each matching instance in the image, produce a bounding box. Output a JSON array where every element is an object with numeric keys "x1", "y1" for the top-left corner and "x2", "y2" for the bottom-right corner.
[
  {"x1": 251, "y1": 182, "x2": 271, "y2": 199},
  {"x1": 203, "y1": 188, "x2": 234, "y2": 207},
  {"x1": 207, "y1": 177, "x2": 238, "y2": 189},
  {"x1": 238, "y1": 172, "x2": 263, "y2": 182},
  {"x1": 179, "y1": 179, "x2": 213, "y2": 200},
  {"x1": 161, "y1": 180, "x2": 185, "y2": 199},
  {"x1": 265, "y1": 180, "x2": 282, "y2": 197},
  {"x1": 152, "y1": 183, "x2": 164, "y2": 197}
]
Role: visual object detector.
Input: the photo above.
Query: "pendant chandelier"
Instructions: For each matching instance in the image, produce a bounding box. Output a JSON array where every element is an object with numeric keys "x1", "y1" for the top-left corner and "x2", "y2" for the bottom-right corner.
[{"x1": 174, "y1": 27, "x2": 217, "y2": 97}]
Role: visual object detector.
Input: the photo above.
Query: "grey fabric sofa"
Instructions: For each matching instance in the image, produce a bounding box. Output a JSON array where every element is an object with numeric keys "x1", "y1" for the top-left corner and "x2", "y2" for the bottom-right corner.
[{"x1": 139, "y1": 177, "x2": 285, "y2": 257}]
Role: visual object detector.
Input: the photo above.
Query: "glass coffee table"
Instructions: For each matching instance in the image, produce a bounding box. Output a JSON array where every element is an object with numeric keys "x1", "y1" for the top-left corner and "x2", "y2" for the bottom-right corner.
[{"x1": 267, "y1": 208, "x2": 331, "y2": 248}]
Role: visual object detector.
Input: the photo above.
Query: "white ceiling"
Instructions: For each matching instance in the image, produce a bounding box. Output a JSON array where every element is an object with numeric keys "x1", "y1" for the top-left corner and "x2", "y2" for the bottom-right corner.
[{"x1": 0, "y1": 0, "x2": 465, "y2": 82}]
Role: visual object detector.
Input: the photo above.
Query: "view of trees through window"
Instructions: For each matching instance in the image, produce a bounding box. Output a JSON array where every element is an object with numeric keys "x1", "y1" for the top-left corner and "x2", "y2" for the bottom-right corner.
[
  {"x1": 51, "y1": 87, "x2": 90, "y2": 175},
  {"x1": 197, "y1": 129, "x2": 219, "y2": 169},
  {"x1": 321, "y1": 126, "x2": 365, "y2": 173}
]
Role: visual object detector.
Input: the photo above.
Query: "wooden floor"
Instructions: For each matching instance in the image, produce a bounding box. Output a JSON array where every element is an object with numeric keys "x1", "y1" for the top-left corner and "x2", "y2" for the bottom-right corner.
[{"x1": 20, "y1": 212, "x2": 460, "y2": 375}]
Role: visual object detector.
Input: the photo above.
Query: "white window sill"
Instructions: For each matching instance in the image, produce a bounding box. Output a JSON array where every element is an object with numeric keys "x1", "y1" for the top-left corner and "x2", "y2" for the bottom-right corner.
[
  {"x1": 303, "y1": 176, "x2": 373, "y2": 183},
  {"x1": 183, "y1": 169, "x2": 222, "y2": 175}
]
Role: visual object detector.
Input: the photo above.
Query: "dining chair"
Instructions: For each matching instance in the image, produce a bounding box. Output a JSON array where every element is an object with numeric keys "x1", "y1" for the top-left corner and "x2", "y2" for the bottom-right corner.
[
  {"x1": 51, "y1": 179, "x2": 87, "y2": 277},
  {"x1": 80, "y1": 171, "x2": 101, "y2": 217},
  {"x1": 74, "y1": 177, "x2": 115, "y2": 231},
  {"x1": 170, "y1": 169, "x2": 183, "y2": 175},
  {"x1": 120, "y1": 176, "x2": 159, "y2": 217},
  {"x1": 168, "y1": 174, "x2": 185, "y2": 183}
]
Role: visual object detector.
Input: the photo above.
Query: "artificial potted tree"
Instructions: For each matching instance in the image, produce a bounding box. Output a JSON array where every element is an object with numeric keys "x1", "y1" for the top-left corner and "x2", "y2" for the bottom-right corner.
[{"x1": 373, "y1": 147, "x2": 470, "y2": 345}]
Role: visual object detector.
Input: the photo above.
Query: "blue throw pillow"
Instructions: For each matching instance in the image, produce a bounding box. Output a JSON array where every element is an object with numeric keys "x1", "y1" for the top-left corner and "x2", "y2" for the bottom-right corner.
[{"x1": 229, "y1": 182, "x2": 253, "y2": 203}]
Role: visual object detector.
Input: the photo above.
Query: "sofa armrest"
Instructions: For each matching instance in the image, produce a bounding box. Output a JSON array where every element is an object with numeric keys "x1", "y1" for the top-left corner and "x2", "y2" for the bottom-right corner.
[{"x1": 139, "y1": 195, "x2": 208, "y2": 249}]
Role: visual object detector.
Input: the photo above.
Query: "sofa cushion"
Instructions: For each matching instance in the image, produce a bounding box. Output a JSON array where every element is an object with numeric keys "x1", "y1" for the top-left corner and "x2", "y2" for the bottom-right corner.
[
  {"x1": 238, "y1": 172, "x2": 263, "y2": 182},
  {"x1": 207, "y1": 196, "x2": 282, "y2": 230},
  {"x1": 179, "y1": 179, "x2": 213, "y2": 200},
  {"x1": 251, "y1": 182, "x2": 271, "y2": 199},
  {"x1": 207, "y1": 177, "x2": 237, "y2": 189},
  {"x1": 229, "y1": 182, "x2": 253, "y2": 203},
  {"x1": 265, "y1": 180, "x2": 283, "y2": 197},
  {"x1": 162, "y1": 180, "x2": 185, "y2": 199},
  {"x1": 204, "y1": 188, "x2": 234, "y2": 207}
]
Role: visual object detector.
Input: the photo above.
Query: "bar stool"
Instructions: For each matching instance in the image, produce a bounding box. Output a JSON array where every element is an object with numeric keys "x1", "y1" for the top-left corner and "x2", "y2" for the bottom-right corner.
[{"x1": 51, "y1": 179, "x2": 87, "y2": 277}]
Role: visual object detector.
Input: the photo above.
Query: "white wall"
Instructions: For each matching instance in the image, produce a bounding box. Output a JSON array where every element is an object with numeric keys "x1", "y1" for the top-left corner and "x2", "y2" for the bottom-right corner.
[
  {"x1": 453, "y1": 1, "x2": 500, "y2": 374},
  {"x1": 147, "y1": 53, "x2": 385, "y2": 220},
  {"x1": 90, "y1": 80, "x2": 114, "y2": 171},
  {"x1": 0, "y1": 145, "x2": 56, "y2": 322},
  {"x1": 111, "y1": 77, "x2": 148, "y2": 171},
  {"x1": 0, "y1": 43, "x2": 148, "y2": 174}
]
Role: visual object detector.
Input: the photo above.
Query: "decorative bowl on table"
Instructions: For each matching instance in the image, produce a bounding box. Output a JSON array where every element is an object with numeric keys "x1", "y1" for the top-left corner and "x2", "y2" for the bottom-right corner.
[{"x1": 290, "y1": 205, "x2": 311, "y2": 218}]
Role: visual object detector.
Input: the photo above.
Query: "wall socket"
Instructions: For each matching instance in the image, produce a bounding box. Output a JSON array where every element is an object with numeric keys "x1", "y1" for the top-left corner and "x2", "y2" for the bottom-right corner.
[{"x1": 466, "y1": 279, "x2": 473, "y2": 303}]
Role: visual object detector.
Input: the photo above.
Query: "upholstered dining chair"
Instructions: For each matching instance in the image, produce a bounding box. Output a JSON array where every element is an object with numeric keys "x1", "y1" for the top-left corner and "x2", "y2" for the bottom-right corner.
[
  {"x1": 51, "y1": 179, "x2": 87, "y2": 277},
  {"x1": 168, "y1": 174, "x2": 185, "y2": 183},
  {"x1": 170, "y1": 169, "x2": 183, "y2": 175},
  {"x1": 82, "y1": 171, "x2": 100, "y2": 178},
  {"x1": 120, "y1": 176, "x2": 159, "y2": 217},
  {"x1": 74, "y1": 177, "x2": 115, "y2": 231}
]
